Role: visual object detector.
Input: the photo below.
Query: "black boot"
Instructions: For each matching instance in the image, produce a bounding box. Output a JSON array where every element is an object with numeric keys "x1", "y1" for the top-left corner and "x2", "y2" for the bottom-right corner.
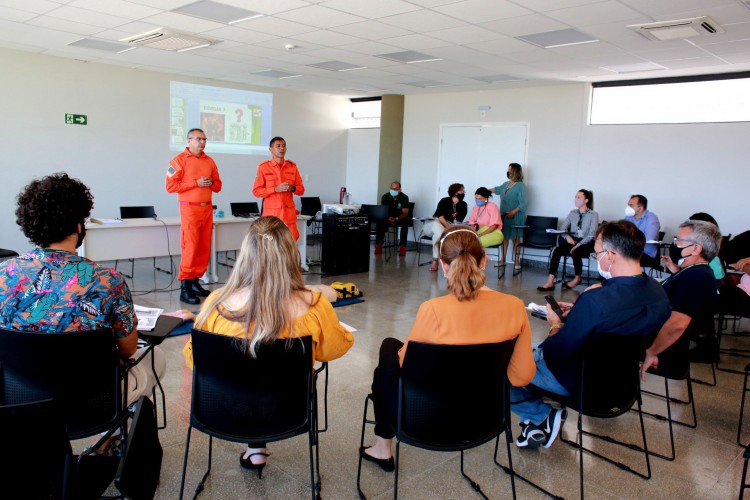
[
  {"x1": 191, "y1": 278, "x2": 210, "y2": 298},
  {"x1": 180, "y1": 280, "x2": 200, "y2": 305}
]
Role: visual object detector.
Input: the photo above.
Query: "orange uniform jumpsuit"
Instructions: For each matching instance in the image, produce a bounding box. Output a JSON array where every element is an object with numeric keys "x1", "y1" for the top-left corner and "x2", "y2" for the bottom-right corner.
[
  {"x1": 166, "y1": 148, "x2": 222, "y2": 281},
  {"x1": 252, "y1": 159, "x2": 305, "y2": 240}
]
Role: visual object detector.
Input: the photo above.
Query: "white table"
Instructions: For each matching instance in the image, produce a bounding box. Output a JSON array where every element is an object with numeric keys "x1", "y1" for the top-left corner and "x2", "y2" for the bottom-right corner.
[{"x1": 83, "y1": 215, "x2": 309, "y2": 283}]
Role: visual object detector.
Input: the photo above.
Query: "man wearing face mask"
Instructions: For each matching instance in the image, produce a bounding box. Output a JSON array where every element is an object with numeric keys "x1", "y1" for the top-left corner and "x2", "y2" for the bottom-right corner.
[
  {"x1": 640, "y1": 220, "x2": 721, "y2": 378},
  {"x1": 0, "y1": 173, "x2": 166, "y2": 405},
  {"x1": 420, "y1": 183, "x2": 467, "y2": 271},
  {"x1": 624, "y1": 194, "x2": 661, "y2": 268},
  {"x1": 511, "y1": 220, "x2": 670, "y2": 449},
  {"x1": 375, "y1": 181, "x2": 410, "y2": 256}
]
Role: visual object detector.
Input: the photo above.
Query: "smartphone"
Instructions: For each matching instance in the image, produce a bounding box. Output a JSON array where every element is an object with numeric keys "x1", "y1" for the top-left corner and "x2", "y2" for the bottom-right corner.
[{"x1": 544, "y1": 295, "x2": 565, "y2": 323}]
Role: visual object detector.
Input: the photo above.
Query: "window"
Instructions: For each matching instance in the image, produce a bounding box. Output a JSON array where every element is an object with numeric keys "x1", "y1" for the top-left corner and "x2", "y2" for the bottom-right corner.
[
  {"x1": 350, "y1": 97, "x2": 381, "y2": 128},
  {"x1": 589, "y1": 72, "x2": 750, "y2": 125}
]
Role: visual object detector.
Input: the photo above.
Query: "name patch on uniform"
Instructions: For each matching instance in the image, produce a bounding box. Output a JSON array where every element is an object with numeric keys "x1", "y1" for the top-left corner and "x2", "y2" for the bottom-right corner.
[{"x1": 167, "y1": 166, "x2": 176, "y2": 177}]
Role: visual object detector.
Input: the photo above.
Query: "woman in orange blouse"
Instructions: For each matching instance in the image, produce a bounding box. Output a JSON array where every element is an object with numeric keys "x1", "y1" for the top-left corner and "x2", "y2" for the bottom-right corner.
[
  {"x1": 183, "y1": 216, "x2": 353, "y2": 475},
  {"x1": 359, "y1": 226, "x2": 535, "y2": 471}
]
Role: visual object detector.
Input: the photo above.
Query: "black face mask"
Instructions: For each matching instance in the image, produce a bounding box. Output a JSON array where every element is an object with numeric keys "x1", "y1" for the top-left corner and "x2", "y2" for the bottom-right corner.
[
  {"x1": 506, "y1": 171, "x2": 511, "y2": 179},
  {"x1": 76, "y1": 224, "x2": 87, "y2": 249},
  {"x1": 456, "y1": 193, "x2": 465, "y2": 201},
  {"x1": 668, "y1": 242, "x2": 694, "y2": 266}
]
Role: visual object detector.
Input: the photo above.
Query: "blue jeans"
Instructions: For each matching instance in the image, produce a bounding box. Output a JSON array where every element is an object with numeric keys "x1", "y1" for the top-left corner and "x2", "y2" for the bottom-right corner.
[{"x1": 510, "y1": 343, "x2": 570, "y2": 425}]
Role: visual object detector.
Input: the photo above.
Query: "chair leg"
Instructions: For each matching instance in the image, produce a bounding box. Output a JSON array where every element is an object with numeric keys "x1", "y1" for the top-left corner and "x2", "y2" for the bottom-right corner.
[
  {"x1": 739, "y1": 369, "x2": 750, "y2": 446},
  {"x1": 692, "y1": 361, "x2": 718, "y2": 386},
  {"x1": 459, "y1": 450, "x2": 489, "y2": 499},
  {"x1": 308, "y1": 427, "x2": 317, "y2": 500},
  {"x1": 191, "y1": 435, "x2": 213, "y2": 498},
  {"x1": 394, "y1": 440, "x2": 401, "y2": 500},
  {"x1": 356, "y1": 395, "x2": 375, "y2": 500},
  {"x1": 741, "y1": 445, "x2": 750, "y2": 500},
  {"x1": 495, "y1": 426, "x2": 560, "y2": 499},
  {"x1": 179, "y1": 426, "x2": 193, "y2": 500},
  {"x1": 151, "y1": 351, "x2": 167, "y2": 430}
]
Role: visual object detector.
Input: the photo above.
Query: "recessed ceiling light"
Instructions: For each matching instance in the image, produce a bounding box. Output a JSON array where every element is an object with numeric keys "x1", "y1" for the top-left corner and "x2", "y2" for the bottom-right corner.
[
  {"x1": 253, "y1": 69, "x2": 302, "y2": 79},
  {"x1": 308, "y1": 61, "x2": 367, "y2": 72},
  {"x1": 516, "y1": 28, "x2": 598, "y2": 48},
  {"x1": 68, "y1": 38, "x2": 132, "y2": 53},
  {"x1": 376, "y1": 51, "x2": 443, "y2": 64},
  {"x1": 473, "y1": 74, "x2": 522, "y2": 83},
  {"x1": 172, "y1": 0, "x2": 263, "y2": 24},
  {"x1": 405, "y1": 80, "x2": 451, "y2": 88}
]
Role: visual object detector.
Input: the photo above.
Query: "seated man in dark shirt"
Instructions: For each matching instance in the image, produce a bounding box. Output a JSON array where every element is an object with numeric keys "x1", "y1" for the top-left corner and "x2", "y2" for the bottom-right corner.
[
  {"x1": 640, "y1": 220, "x2": 721, "y2": 376},
  {"x1": 512, "y1": 220, "x2": 671, "y2": 449},
  {"x1": 375, "y1": 181, "x2": 410, "y2": 257}
]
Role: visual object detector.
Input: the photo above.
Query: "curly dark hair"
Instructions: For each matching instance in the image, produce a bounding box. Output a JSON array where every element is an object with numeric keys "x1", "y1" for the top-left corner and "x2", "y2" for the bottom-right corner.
[{"x1": 16, "y1": 173, "x2": 94, "y2": 247}]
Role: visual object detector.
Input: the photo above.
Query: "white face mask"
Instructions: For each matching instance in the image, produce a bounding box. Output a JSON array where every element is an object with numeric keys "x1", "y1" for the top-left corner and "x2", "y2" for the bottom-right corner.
[
  {"x1": 596, "y1": 254, "x2": 613, "y2": 280},
  {"x1": 624, "y1": 206, "x2": 636, "y2": 217}
]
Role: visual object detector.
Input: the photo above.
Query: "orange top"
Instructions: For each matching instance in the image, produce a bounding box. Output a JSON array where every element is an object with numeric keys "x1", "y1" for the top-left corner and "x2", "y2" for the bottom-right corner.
[
  {"x1": 252, "y1": 159, "x2": 305, "y2": 210},
  {"x1": 166, "y1": 148, "x2": 222, "y2": 203},
  {"x1": 398, "y1": 289, "x2": 535, "y2": 387}
]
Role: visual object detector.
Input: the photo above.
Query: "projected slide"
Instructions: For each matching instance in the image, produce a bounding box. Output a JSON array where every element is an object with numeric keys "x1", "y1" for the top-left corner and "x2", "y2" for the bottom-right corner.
[{"x1": 170, "y1": 81, "x2": 272, "y2": 155}]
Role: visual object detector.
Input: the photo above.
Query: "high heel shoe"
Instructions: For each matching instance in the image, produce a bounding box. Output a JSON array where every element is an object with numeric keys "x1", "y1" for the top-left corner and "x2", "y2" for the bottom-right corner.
[
  {"x1": 240, "y1": 452, "x2": 271, "y2": 478},
  {"x1": 536, "y1": 284, "x2": 555, "y2": 292}
]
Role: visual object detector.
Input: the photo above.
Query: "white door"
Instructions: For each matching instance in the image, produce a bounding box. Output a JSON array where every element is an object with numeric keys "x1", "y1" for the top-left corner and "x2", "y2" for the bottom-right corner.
[{"x1": 437, "y1": 123, "x2": 528, "y2": 210}]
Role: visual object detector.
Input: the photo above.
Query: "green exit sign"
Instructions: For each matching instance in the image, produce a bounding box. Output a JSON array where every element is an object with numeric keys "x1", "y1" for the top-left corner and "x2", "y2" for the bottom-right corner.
[{"x1": 65, "y1": 114, "x2": 87, "y2": 125}]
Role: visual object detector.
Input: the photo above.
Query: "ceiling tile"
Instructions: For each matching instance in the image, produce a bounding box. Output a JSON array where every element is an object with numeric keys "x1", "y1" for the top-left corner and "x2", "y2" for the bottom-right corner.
[
  {"x1": 465, "y1": 36, "x2": 539, "y2": 55},
  {"x1": 275, "y1": 5, "x2": 366, "y2": 28},
  {"x1": 544, "y1": 0, "x2": 645, "y2": 26},
  {"x1": 379, "y1": 9, "x2": 466, "y2": 31},
  {"x1": 630, "y1": 44, "x2": 712, "y2": 62},
  {"x1": 378, "y1": 33, "x2": 450, "y2": 51},
  {"x1": 0, "y1": 0, "x2": 62, "y2": 15},
  {"x1": 512, "y1": 0, "x2": 608, "y2": 13},
  {"x1": 659, "y1": 55, "x2": 729, "y2": 70},
  {"x1": 27, "y1": 15, "x2": 103, "y2": 36},
  {"x1": 619, "y1": 0, "x2": 738, "y2": 18},
  {"x1": 112, "y1": 21, "x2": 163, "y2": 35},
  {"x1": 139, "y1": 11, "x2": 226, "y2": 34},
  {"x1": 404, "y1": 0, "x2": 464, "y2": 6},
  {"x1": 200, "y1": 26, "x2": 278, "y2": 44},
  {"x1": 67, "y1": 0, "x2": 160, "y2": 19},
  {"x1": 45, "y1": 5, "x2": 133, "y2": 28},
  {"x1": 480, "y1": 14, "x2": 569, "y2": 37},
  {"x1": 426, "y1": 25, "x2": 504, "y2": 44},
  {"x1": 0, "y1": 7, "x2": 38, "y2": 22},
  {"x1": 343, "y1": 40, "x2": 403, "y2": 55},
  {"x1": 293, "y1": 29, "x2": 366, "y2": 46},
  {"x1": 230, "y1": 15, "x2": 318, "y2": 36},
  {"x1": 328, "y1": 20, "x2": 411, "y2": 40},
  {"x1": 320, "y1": 0, "x2": 421, "y2": 19},
  {"x1": 432, "y1": 0, "x2": 532, "y2": 24},
  {"x1": 213, "y1": 0, "x2": 310, "y2": 15}
]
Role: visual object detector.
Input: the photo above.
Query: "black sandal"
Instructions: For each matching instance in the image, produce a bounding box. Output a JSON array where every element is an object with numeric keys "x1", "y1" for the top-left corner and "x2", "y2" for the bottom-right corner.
[{"x1": 359, "y1": 446, "x2": 395, "y2": 472}]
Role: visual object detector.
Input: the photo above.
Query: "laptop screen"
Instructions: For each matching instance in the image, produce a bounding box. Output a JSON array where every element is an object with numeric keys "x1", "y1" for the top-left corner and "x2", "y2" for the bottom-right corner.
[{"x1": 230, "y1": 202, "x2": 259, "y2": 216}]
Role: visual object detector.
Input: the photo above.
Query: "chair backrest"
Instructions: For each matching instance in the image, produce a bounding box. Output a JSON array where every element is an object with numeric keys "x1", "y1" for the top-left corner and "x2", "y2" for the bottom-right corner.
[
  {"x1": 119, "y1": 206, "x2": 156, "y2": 219},
  {"x1": 397, "y1": 339, "x2": 517, "y2": 451},
  {"x1": 189, "y1": 329, "x2": 314, "y2": 443},
  {"x1": 115, "y1": 396, "x2": 162, "y2": 500},
  {"x1": 658, "y1": 230, "x2": 665, "y2": 241},
  {"x1": 0, "y1": 328, "x2": 123, "y2": 440},
  {"x1": 0, "y1": 248, "x2": 19, "y2": 263},
  {"x1": 576, "y1": 333, "x2": 649, "y2": 418},
  {"x1": 523, "y1": 215, "x2": 558, "y2": 248},
  {"x1": 300, "y1": 197, "x2": 322, "y2": 217},
  {"x1": 0, "y1": 399, "x2": 74, "y2": 499},
  {"x1": 230, "y1": 202, "x2": 259, "y2": 216},
  {"x1": 405, "y1": 202, "x2": 415, "y2": 227}
]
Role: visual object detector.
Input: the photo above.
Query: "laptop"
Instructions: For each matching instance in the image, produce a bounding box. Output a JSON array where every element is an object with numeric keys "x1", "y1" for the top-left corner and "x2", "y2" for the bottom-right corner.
[{"x1": 230, "y1": 202, "x2": 260, "y2": 218}]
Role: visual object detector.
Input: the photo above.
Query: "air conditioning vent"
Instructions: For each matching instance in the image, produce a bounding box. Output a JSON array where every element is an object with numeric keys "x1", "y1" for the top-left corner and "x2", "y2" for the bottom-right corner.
[
  {"x1": 627, "y1": 16, "x2": 724, "y2": 41},
  {"x1": 122, "y1": 29, "x2": 218, "y2": 52}
]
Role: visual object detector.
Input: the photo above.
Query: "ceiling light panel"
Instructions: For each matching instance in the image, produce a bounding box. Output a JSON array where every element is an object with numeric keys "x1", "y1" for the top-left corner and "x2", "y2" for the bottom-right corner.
[
  {"x1": 376, "y1": 50, "x2": 442, "y2": 63},
  {"x1": 172, "y1": 1, "x2": 263, "y2": 24},
  {"x1": 308, "y1": 60, "x2": 366, "y2": 71},
  {"x1": 68, "y1": 38, "x2": 132, "y2": 52},
  {"x1": 253, "y1": 69, "x2": 302, "y2": 78},
  {"x1": 517, "y1": 28, "x2": 598, "y2": 48}
]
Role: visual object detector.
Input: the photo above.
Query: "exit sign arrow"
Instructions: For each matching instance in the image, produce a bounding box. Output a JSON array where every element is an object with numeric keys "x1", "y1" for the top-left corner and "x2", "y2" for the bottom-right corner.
[{"x1": 65, "y1": 114, "x2": 87, "y2": 125}]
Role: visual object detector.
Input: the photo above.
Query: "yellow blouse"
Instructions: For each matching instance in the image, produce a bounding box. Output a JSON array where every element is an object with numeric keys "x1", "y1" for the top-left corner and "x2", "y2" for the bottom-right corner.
[{"x1": 183, "y1": 291, "x2": 354, "y2": 369}]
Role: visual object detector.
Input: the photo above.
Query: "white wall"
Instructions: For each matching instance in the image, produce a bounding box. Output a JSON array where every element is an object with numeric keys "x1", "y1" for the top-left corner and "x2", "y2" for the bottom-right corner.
[
  {"x1": 345, "y1": 128, "x2": 380, "y2": 205},
  {"x1": 402, "y1": 83, "x2": 749, "y2": 240},
  {"x1": 0, "y1": 48, "x2": 350, "y2": 252}
]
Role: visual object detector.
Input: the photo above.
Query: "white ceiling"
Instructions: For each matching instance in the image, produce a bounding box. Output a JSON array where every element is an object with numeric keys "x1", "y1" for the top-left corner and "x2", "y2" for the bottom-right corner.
[{"x1": 3, "y1": 0, "x2": 750, "y2": 96}]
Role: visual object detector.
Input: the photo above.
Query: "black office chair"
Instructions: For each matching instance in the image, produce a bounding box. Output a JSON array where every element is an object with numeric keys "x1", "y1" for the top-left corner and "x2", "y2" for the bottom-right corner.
[
  {"x1": 116, "y1": 206, "x2": 172, "y2": 278},
  {"x1": 516, "y1": 215, "x2": 558, "y2": 275},
  {"x1": 361, "y1": 204, "x2": 392, "y2": 262},
  {"x1": 643, "y1": 230, "x2": 666, "y2": 278},
  {"x1": 356, "y1": 340, "x2": 518, "y2": 500},
  {"x1": 639, "y1": 335, "x2": 697, "y2": 461},
  {"x1": 0, "y1": 248, "x2": 19, "y2": 263},
  {"x1": 0, "y1": 398, "x2": 75, "y2": 499},
  {"x1": 179, "y1": 330, "x2": 321, "y2": 500},
  {"x1": 514, "y1": 333, "x2": 652, "y2": 499}
]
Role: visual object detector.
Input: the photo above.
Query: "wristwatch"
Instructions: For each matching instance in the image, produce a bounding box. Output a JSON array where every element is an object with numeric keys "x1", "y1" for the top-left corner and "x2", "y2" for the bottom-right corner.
[{"x1": 290, "y1": 186, "x2": 296, "y2": 192}]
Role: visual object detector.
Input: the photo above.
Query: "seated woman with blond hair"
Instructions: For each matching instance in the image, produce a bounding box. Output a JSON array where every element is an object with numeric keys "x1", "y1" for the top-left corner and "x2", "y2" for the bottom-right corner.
[
  {"x1": 183, "y1": 216, "x2": 354, "y2": 475},
  {"x1": 359, "y1": 226, "x2": 535, "y2": 471}
]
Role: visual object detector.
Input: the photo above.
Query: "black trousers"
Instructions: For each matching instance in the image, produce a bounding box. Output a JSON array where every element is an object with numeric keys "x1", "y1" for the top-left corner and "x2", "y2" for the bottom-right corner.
[
  {"x1": 376, "y1": 220, "x2": 409, "y2": 246},
  {"x1": 548, "y1": 239, "x2": 594, "y2": 277},
  {"x1": 370, "y1": 337, "x2": 404, "y2": 440}
]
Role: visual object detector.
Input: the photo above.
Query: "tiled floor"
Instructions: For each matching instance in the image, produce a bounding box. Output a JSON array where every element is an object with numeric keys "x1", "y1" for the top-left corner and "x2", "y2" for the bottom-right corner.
[{"x1": 94, "y1": 244, "x2": 749, "y2": 499}]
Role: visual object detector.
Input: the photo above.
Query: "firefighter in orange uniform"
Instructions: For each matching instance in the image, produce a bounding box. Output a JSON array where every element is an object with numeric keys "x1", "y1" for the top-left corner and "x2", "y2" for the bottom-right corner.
[
  {"x1": 166, "y1": 128, "x2": 222, "y2": 305},
  {"x1": 252, "y1": 136, "x2": 305, "y2": 240}
]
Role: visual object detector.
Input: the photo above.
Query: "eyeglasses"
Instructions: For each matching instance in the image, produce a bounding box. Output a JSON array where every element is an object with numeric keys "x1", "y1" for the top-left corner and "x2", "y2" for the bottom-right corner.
[
  {"x1": 590, "y1": 250, "x2": 607, "y2": 260},
  {"x1": 189, "y1": 137, "x2": 207, "y2": 142},
  {"x1": 673, "y1": 237, "x2": 697, "y2": 246}
]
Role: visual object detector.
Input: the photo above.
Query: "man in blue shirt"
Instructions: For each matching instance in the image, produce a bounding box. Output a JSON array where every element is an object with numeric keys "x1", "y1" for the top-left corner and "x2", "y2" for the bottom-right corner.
[
  {"x1": 512, "y1": 220, "x2": 671, "y2": 449},
  {"x1": 625, "y1": 194, "x2": 661, "y2": 269}
]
